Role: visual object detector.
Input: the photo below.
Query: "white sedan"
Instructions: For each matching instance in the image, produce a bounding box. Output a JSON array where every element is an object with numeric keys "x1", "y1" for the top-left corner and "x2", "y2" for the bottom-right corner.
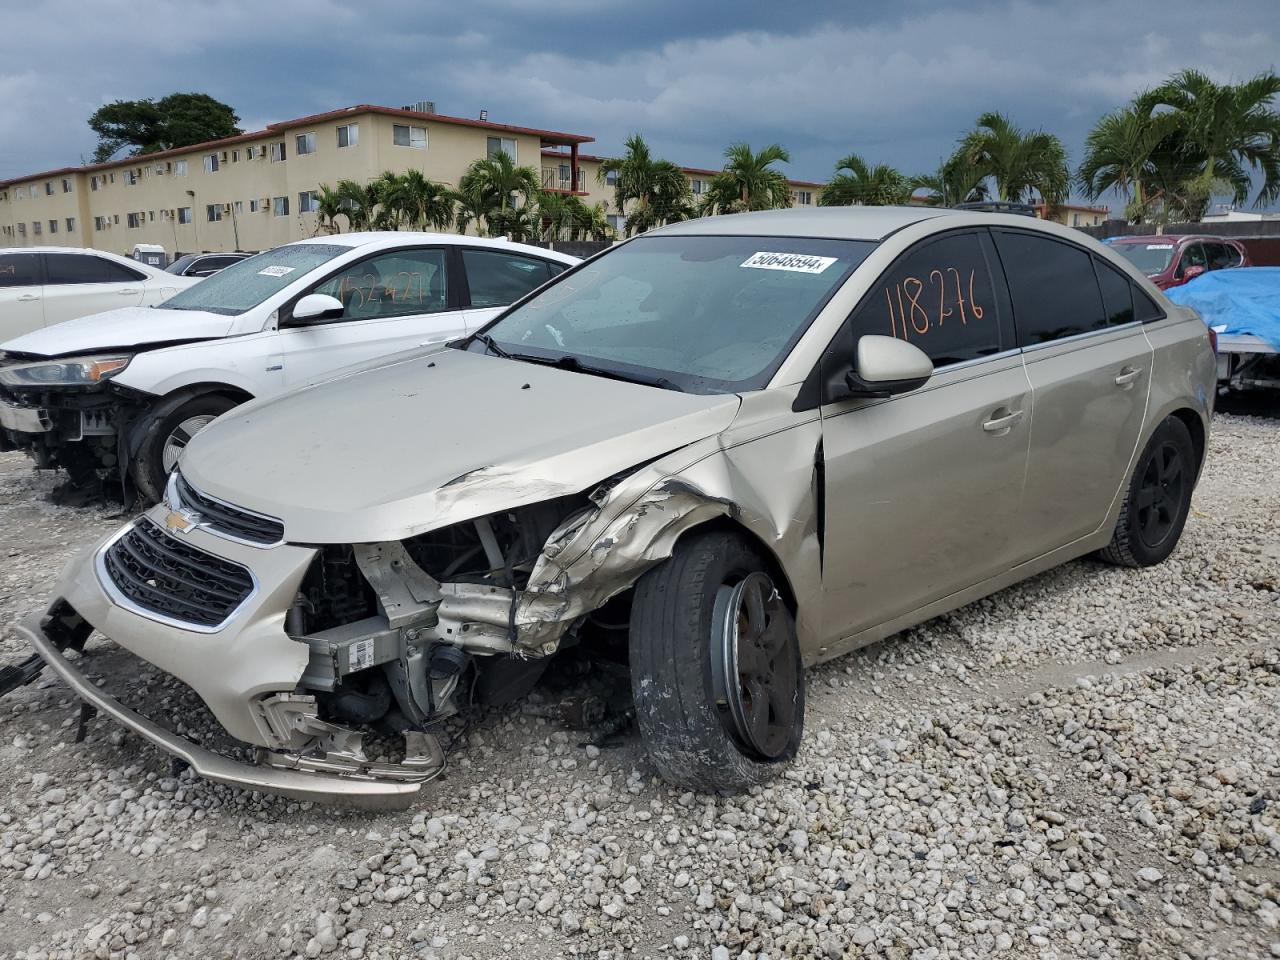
[
  {"x1": 0, "y1": 233, "x2": 577, "y2": 500},
  {"x1": 0, "y1": 247, "x2": 197, "y2": 340}
]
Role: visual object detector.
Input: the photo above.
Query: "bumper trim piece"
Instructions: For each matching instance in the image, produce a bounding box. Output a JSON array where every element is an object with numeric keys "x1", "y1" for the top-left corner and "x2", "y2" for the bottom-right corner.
[
  {"x1": 0, "y1": 401, "x2": 51, "y2": 433},
  {"x1": 18, "y1": 614, "x2": 437, "y2": 810}
]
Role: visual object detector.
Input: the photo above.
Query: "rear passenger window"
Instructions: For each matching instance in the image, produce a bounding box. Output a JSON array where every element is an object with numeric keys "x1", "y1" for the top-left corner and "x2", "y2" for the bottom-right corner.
[
  {"x1": 992, "y1": 231, "x2": 1106, "y2": 344},
  {"x1": 463, "y1": 250, "x2": 552, "y2": 307},
  {"x1": 1133, "y1": 285, "x2": 1164, "y2": 323},
  {"x1": 0, "y1": 252, "x2": 40, "y2": 288},
  {"x1": 1094, "y1": 258, "x2": 1134, "y2": 326},
  {"x1": 1208, "y1": 243, "x2": 1241, "y2": 270},
  {"x1": 850, "y1": 231, "x2": 1002, "y2": 367},
  {"x1": 45, "y1": 253, "x2": 144, "y2": 284}
]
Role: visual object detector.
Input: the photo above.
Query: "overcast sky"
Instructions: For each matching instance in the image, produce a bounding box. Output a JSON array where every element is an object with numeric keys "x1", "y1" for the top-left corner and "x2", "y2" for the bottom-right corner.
[{"x1": 2, "y1": 0, "x2": 1277, "y2": 211}]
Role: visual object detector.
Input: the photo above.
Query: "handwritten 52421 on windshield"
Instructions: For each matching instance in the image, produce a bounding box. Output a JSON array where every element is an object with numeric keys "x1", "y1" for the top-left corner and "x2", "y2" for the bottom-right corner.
[{"x1": 883, "y1": 267, "x2": 985, "y2": 340}]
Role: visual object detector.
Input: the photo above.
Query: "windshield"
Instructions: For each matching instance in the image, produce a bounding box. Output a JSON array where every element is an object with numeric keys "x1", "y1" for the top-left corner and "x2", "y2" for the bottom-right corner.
[
  {"x1": 1111, "y1": 242, "x2": 1177, "y2": 275},
  {"x1": 160, "y1": 244, "x2": 348, "y2": 315},
  {"x1": 165, "y1": 254, "x2": 197, "y2": 275},
  {"x1": 472, "y1": 235, "x2": 875, "y2": 393}
]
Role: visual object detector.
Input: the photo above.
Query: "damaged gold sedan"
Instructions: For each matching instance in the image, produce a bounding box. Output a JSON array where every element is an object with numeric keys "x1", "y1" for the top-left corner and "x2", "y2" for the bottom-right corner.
[{"x1": 17, "y1": 208, "x2": 1216, "y2": 806}]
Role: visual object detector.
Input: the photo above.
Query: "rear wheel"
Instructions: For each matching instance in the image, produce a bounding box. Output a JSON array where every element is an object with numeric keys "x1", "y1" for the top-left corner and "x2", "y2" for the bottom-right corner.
[
  {"x1": 1099, "y1": 416, "x2": 1197, "y2": 567},
  {"x1": 132, "y1": 394, "x2": 238, "y2": 503},
  {"x1": 629, "y1": 530, "x2": 804, "y2": 791}
]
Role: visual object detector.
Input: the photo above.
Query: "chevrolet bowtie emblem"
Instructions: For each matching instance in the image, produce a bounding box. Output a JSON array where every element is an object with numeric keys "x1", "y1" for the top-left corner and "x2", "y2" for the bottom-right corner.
[{"x1": 165, "y1": 509, "x2": 199, "y2": 534}]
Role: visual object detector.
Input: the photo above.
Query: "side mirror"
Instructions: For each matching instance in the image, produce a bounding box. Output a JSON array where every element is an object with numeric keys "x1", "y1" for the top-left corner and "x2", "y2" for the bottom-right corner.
[
  {"x1": 833, "y1": 335, "x2": 933, "y2": 400},
  {"x1": 291, "y1": 293, "x2": 345, "y2": 324},
  {"x1": 1182, "y1": 264, "x2": 1206, "y2": 282}
]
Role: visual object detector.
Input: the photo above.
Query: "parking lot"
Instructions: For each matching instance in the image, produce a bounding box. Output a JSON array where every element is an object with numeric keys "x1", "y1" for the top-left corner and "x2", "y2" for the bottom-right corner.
[{"x1": 0, "y1": 408, "x2": 1272, "y2": 960}]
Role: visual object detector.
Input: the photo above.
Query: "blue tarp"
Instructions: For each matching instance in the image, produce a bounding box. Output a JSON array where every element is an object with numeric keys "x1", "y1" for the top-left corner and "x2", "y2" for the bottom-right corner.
[{"x1": 1163, "y1": 268, "x2": 1280, "y2": 349}]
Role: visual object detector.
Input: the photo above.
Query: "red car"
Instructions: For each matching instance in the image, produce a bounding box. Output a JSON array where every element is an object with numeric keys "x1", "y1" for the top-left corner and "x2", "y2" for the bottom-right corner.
[{"x1": 1108, "y1": 235, "x2": 1251, "y2": 289}]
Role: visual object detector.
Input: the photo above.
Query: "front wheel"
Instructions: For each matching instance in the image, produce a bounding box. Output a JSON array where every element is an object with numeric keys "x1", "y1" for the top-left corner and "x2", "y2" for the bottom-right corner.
[
  {"x1": 131, "y1": 394, "x2": 239, "y2": 503},
  {"x1": 1098, "y1": 416, "x2": 1197, "y2": 567},
  {"x1": 629, "y1": 530, "x2": 805, "y2": 791}
]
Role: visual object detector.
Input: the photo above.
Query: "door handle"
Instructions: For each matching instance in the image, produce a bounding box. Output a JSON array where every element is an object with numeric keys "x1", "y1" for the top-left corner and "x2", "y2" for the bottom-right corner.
[
  {"x1": 16, "y1": 294, "x2": 39, "y2": 302},
  {"x1": 982, "y1": 409, "x2": 1024, "y2": 434},
  {"x1": 1114, "y1": 366, "x2": 1142, "y2": 387}
]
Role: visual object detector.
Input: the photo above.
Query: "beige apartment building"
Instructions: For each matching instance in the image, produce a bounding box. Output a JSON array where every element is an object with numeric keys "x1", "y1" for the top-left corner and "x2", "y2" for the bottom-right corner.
[
  {"x1": 0, "y1": 104, "x2": 829, "y2": 256},
  {"x1": 0, "y1": 105, "x2": 592, "y2": 255}
]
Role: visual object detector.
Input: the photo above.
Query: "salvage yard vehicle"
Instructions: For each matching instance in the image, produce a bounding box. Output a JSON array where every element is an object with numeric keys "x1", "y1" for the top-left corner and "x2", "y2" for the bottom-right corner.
[
  {"x1": 16, "y1": 207, "x2": 1215, "y2": 807},
  {"x1": 0, "y1": 233, "x2": 577, "y2": 500},
  {"x1": 164, "y1": 251, "x2": 253, "y2": 278},
  {"x1": 1108, "y1": 234, "x2": 1250, "y2": 290},
  {"x1": 1164, "y1": 266, "x2": 1280, "y2": 391},
  {"x1": 0, "y1": 246, "x2": 198, "y2": 341}
]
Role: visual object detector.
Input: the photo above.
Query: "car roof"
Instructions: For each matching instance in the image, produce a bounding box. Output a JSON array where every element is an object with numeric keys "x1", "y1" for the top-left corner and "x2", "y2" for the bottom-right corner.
[
  {"x1": 3, "y1": 245, "x2": 133, "y2": 256},
  {"x1": 289, "y1": 231, "x2": 579, "y2": 263},
  {"x1": 651, "y1": 206, "x2": 964, "y2": 241}
]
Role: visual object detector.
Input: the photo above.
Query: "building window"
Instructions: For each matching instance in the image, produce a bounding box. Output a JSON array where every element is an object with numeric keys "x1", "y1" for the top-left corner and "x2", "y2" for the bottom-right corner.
[
  {"x1": 32, "y1": 221, "x2": 41, "y2": 235},
  {"x1": 246, "y1": 146, "x2": 257, "y2": 160},
  {"x1": 249, "y1": 199, "x2": 259, "y2": 213},
  {"x1": 269, "y1": 141, "x2": 287, "y2": 162},
  {"x1": 48, "y1": 219, "x2": 58, "y2": 234},
  {"x1": 206, "y1": 204, "x2": 222, "y2": 222},
  {"x1": 127, "y1": 212, "x2": 142, "y2": 228},
  {"x1": 393, "y1": 124, "x2": 427, "y2": 149},
  {"x1": 337, "y1": 123, "x2": 359, "y2": 148},
  {"x1": 204, "y1": 154, "x2": 219, "y2": 173},
  {"x1": 606, "y1": 214, "x2": 625, "y2": 233},
  {"x1": 795, "y1": 190, "x2": 812, "y2": 205},
  {"x1": 486, "y1": 136, "x2": 516, "y2": 160},
  {"x1": 17, "y1": 223, "x2": 26, "y2": 237},
  {"x1": 148, "y1": 210, "x2": 155, "y2": 221},
  {"x1": 173, "y1": 160, "x2": 188, "y2": 176},
  {"x1": 233, "y1": 200, "x2": 244, "y2": 214},
  {"x1": 298, "y1": 190, "x2": 319, "y2": 213},
  {"x1": 44, "y1": 182, "x2": 54, "y2": 196},
  {"x1": 272, "y1": 196, "x2": 289, "y2": 217},
  {"x1": 605, "y1": 170, "x2": 618, "y2": 186},
  {"x1": 92, "y1": 217, "x2": 105, "y2": 231},
  {"x1": 690, "y1": 178, "x2": 707, "y2": 195},
  {"x1": 61, "y1": 178, "x2": 72, "y2": 193},
  {"x1": 231, "y1": 150, "x2": 239, "y2": 163},
  {"x1": 177, "y1": 207, "x2": 192, "y2": 224},
  {"x1": 66, "y1": 217, "x2": 76, "y2": 231},
  {"x1": 295, "y1": 132, "x2": 316, "y2": 155},
  {"x1": 125, "y1": 170, "x2": 138, "y2": 185}
]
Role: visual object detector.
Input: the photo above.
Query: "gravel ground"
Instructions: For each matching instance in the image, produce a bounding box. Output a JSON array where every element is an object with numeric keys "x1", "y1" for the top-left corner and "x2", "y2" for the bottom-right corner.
[{"x1": 0, "y1": 411, "x2": 1277, "y2": 960}]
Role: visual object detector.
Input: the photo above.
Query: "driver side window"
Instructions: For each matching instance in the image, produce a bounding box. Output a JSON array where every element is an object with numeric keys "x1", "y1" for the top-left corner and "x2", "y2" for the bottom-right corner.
[
  {"x1": 309, "y1": 248, "x2": 449, "y2": 321},
  {"x1": 1178, "y1": 243, "x2": 1207, "y2": 276},
  {"x1": 848, "y1": 231, "x2": 1003, "y2": 367}
]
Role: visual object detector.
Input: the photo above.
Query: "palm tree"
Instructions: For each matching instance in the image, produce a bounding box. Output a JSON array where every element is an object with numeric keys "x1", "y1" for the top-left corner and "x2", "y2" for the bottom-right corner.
[
  {"x1": 819, "y1": 153, "x2": 912, "y2": 206},
  {"x1": 334, "y1": 179, "x2": 380, "y2": 231},
  {"x1": 385, "y1": 169, "x2": 455, "y2": 231},
  {"x1": 700, "y1": 142, "x2": 793, "y2": 215},
  {"x1": 1146, "y1": 68, "x2": 1280, "y2": 212},
  {"x1": 959, "y1": 112, "x2": 1070, "y2": 205},
  {"x1": 598, "y1": 134, "x2": 692, "y2": 237},
  {"x1": 313, "y1": 184, "x2": 346, "y2": 234},
  {"x1": 911, "y1": 151, "x2": 988, "y2": 206},
  {"x1": 457, "y1": 150, "x2": 540, "y2": 237},
  {"x1": 1076, "y1": 103, "x2": 1170, "y2": 220}
]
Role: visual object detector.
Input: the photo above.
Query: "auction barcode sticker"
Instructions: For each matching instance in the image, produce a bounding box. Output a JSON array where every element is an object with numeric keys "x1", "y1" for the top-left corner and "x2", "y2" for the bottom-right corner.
[
  {"x1": 741, "y1": 251, "x2": 837, "y2": 274},
  {"x1": 258, "y1": 265, "x2": 295, "y2": 278}
]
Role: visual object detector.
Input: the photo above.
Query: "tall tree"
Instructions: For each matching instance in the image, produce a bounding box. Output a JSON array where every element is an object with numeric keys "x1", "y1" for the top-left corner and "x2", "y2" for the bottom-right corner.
[
  {"x1": 1147, "y1": 68, "x2": 1280, "y2": 212},
  {"x1": 334, "y1": 179, "x2": 380, "y2": 231},
  {"x1": 372, "y1": 170, "x2": 455, "y2": 231},
  {"x1": 313, "y1": 184, "x2": 346, "y2": 234},
  {"x1": 457, "y1": 150, "x2": 540, "y2": 237},
  {"x1": 959, "y1": 112, "x2": 1070, "y2": 204},
  {"x1": 911, "y1": 150, "x2": 989, "y2": 206},
  {"x1": 1076, "y1": 103, "x2": 1170, "y2": 219},
  {"x1": 597, "y1": 134, "x2": 692, "y2": 237},
  {"x1": 819, "y1": 153, "x2": 912, "y2": 206},
  {"x1": 88, "y1": 93, "x2": 241, "y2": 163},
  {"x1": 700, "y1": 142, "x2": 793, "y2": 215}
]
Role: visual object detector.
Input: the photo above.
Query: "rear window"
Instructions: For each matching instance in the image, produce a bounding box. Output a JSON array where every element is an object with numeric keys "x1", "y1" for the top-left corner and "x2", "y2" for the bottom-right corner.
[
  {"x1": 993, "y1": 231, "x2": 1106, "y2": 344},
  {"x1": 161, "y1": 244, "x2": 348, "y2": 315},
  {"x1": 1111, "y1": 242, "x2": 1176, "y2": 275}
]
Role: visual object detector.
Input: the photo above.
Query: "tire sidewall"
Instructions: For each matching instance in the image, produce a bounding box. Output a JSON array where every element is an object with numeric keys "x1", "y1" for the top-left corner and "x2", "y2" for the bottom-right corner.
[
  {"x1": 1123, "y1": 417, "x2": 1196, "y2": 566},
  {"x1": 136, "y1": 394, "x2": 238, "y2": 502}
]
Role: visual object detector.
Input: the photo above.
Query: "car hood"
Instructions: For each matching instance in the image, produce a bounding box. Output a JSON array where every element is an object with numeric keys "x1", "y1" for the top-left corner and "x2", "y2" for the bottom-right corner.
[
  {"x1": 0, "y1": 306, "x2": 235, "y2": 358},
  {"x1": 180, "y1": 348, "x2": 742, "y2": 544}
]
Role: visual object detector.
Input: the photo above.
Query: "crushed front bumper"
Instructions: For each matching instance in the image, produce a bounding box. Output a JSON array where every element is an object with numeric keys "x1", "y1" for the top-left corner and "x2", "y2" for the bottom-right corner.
[
  {"x1": 18, "y1": 613, "x2": 442, "y2": 810},
  {"x1": 0, "y1": 399, "x2": 51, "y2": 434}
]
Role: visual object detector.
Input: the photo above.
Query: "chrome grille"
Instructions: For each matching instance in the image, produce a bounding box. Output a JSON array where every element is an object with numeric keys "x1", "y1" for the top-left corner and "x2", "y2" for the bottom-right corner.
[
  {"x1": 102, "y1": 520, "x2": 254, "y2": 629},
  {"x1": 174, "y1": 473, "x2": 284, "y2": 546}
]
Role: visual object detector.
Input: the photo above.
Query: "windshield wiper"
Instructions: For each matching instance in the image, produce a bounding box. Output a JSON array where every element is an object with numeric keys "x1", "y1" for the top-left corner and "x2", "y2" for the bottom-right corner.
[
  {"x1": 515, "y1": 352, "x2": 684, "y2": 391},
  {"x1": 472, "y1": 333, "x2": 512, "y2": 359}
]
